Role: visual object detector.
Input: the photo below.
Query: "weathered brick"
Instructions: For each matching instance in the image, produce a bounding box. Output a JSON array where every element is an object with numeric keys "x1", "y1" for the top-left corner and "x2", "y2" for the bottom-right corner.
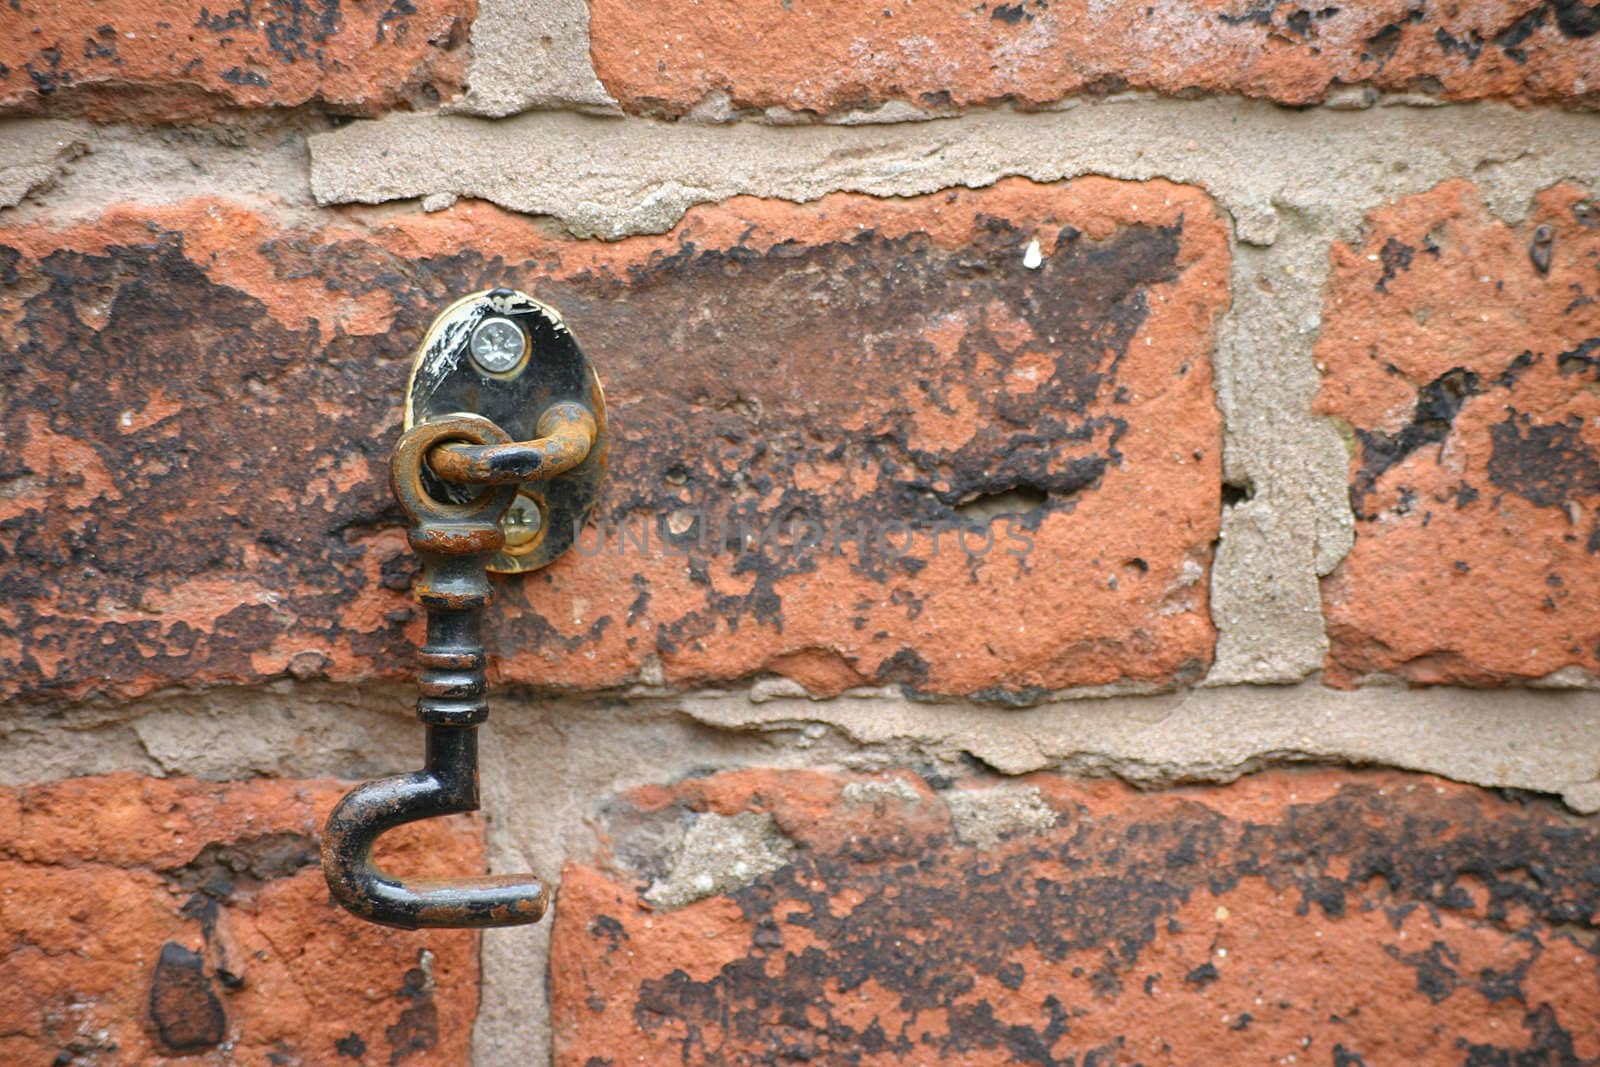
[
  {"x1": 588, "y1": 0, "x2": 1600, "y2": 118},
  {"x1": 1315, "y1": 181, "x2": 1600, "y2": 687},
  {"x1": 0, "y1": 179, "x2": 1228, "y2": 702},
  {"x1": 0, "y1": 774, "x2": 481, "y2": 1063},
  {"x1": 551, "y1": 767, "x2": 1600, "y2": 1065},
  {"x1": 0, "y1": 0, "x2": 472, "y2": 121}
]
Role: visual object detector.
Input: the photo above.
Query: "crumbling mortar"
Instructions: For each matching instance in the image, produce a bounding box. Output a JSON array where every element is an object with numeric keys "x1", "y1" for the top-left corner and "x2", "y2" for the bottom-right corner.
[
  {"x1": 594, "y1": 82, "x2": 1600, "y2": 129},
  {"x1": 0, "y1": 117, "x2": 328, "y2": 224},
  {"x1": 9, "y1": 676, "x2": 1600, "y2": 808}
]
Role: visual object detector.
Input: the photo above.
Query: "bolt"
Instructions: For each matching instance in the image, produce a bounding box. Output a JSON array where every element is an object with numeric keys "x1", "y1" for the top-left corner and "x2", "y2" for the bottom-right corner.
[
  {"x1": 470, "y1": 317, "x2": 526, "y2": 373},
  {"x1": 502, "y1": 496, "x2": 543, "y2": 549}
]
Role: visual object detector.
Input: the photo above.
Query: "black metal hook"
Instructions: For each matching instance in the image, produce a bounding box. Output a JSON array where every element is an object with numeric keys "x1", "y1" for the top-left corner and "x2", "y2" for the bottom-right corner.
[
  {"x1": 322, "y1": 288, "x2": 606, "y2": 930},
  {"x1": 322, "y1": 415, "x2": 549, "y2": 929},
  {"x1": 321, "y1": 731, "x2": 547, "y2": 929}
]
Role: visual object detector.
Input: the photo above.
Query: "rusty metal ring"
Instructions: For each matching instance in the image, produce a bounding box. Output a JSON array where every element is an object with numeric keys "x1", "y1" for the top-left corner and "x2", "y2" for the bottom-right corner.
[
  {"x1": 426, "y1": 402, "x2": 598, "y2": 486},
  {"x1": 391, "y1": 414, "x2": 518, "y2": 528}
]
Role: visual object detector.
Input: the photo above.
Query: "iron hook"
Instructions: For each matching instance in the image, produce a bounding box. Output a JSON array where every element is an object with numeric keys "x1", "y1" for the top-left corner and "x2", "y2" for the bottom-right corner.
[{"x1": 322, "y1": 414, "x2": 554, "y2": 929}]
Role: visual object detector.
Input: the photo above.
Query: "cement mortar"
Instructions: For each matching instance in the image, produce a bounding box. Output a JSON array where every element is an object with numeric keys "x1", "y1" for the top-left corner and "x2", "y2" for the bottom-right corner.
[
  {"x1": 0, "y1": 120, "x2": 316, "y2": 221},
  {"x1": 27, "y1": 682, "x2": 1592, "y2": 811},
  {"x1": 641, "y1": 811, "x2": 797, "y2": 910},
  {"x1": 303, "y1": 100, "x2": 1598, "y2": 240},
  {"x1": 0, "y1": 119, "x2": 88, "y2": 208},
  {"x1": 448, "y1": 0, "x2": 618, "y2": 117},
  {"x1": 945, "y1": 785, "x2": 1059, "y2": 847}
]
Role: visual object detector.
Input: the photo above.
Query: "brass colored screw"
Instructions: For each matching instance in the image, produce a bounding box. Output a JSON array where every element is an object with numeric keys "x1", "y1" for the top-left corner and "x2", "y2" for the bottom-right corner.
[{"x1": 502, "y1": 495, "x2": 543, "y2": 549}]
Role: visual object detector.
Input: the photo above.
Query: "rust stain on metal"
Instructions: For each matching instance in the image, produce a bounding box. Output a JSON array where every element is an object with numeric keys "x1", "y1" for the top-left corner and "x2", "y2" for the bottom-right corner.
[
  {"x1": 428, "y1": 401, "x2": 598, "y2": 485},
  {"x1": 404, "y1": 288, "x2": 610, "y2": 576}
]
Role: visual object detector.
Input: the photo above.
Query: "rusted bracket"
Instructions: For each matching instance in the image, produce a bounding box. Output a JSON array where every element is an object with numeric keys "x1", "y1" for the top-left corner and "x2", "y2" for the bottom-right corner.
[
  {"x1": 322, "y1": 290, "x2": 607, "y2": 929},
  {"x1": 405, "y1": 288, "x2": 608, "y2": 575}
]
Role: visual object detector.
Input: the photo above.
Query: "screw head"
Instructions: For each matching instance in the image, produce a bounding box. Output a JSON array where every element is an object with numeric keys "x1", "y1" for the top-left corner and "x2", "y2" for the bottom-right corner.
[
  {"x1": 469, "y1": 317, "x2": 527, "y2": 374},
  {"x1": 502, "y1": 495, "x2": 544, "y2": 549}
]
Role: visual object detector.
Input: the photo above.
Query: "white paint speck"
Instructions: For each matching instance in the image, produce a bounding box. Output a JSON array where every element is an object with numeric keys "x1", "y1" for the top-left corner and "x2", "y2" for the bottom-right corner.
[{"x1": 1022, "y1": 238, "x2": 1043, "y2": 270}]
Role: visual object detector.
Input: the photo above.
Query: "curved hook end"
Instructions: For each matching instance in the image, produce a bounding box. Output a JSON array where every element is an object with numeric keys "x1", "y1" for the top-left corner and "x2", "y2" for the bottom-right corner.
[{"x1": 322, "y1": 773, "x2": 548, "y2": 930}]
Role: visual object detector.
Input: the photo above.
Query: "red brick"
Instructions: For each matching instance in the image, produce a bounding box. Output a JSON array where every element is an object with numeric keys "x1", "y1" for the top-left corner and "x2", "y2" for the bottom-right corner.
[
  {"x1": 550, "y1": 766, "x2": 1600, "y2": 1065},
  {"x1": 588, "y1": 0, "x2": 1600, "y2": 118},
  {"x1": 0, "y1": 179, "x2": 1228, "y2": 702},
  {"x1": 0, "y1": 0, "x2": 472, "y2": 121},
  {"x1": 1314, "y1": 181, "x2": 1600, "y2": 687},
  {"x1": 0, "y1": 774, "x2": 482, "y2": 1063}
]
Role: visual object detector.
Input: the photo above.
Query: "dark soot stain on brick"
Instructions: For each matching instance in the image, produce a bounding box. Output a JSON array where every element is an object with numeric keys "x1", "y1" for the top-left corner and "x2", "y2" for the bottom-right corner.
[
  {"x1": 0, "y1": 226, "x2": 540, "y2": 697},
  {"x1": 1, "y1": 210, "x2": 1186, "y2": 696},
  {"x1": 625, "y1": 782, "x2": 1600, "y2": 1064},
  {"x1": 528, "y1": 218, "x2": 1183, "y2": 645},
  {"x1": 1350, "y1": 367, "x2": 1480, "y2": 519},
  {"x1": 148, "y1": 941, "x2": 226, "y2": 1051}
]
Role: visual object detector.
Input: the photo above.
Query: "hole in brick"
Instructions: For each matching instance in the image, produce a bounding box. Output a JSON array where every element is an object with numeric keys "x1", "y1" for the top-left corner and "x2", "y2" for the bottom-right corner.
[
  {"x1": 1221, "y1": 480, "x2": 1255, "y2": 508},
  {"x1": 954, "y1": 485, "x2": 1047, "y2": 520},
  {"x1": 158, "y1": 833, "x2": 318, "y2": 902}
]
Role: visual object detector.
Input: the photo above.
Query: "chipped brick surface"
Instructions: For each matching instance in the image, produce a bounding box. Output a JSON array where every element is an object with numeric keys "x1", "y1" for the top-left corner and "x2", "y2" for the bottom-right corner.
[
  {"x1": 0, "y1": 179, "x2": 1227, "y2": 702},
  {"x1": 0, "y1": 0, "x2": 473, "y2": 121},
  {"x1": 588, "y1": 0, "x2": 1600, "y2": 118},
  {"x1": 1315, "y1": 181, "x2": 1600, "y2": 687},
  {"x1": 551, "y1": 767, "x2": 1600, "y2": 1065},
  {"x1": 0, "y1": 774, "x2": 480, "y2": 1064}
]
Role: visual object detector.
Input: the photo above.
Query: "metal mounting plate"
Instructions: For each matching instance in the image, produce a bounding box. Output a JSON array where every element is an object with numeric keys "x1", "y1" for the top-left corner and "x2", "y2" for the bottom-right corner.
[{"x1": 405, "y1": 288, "x2": 607, "y2": 575}]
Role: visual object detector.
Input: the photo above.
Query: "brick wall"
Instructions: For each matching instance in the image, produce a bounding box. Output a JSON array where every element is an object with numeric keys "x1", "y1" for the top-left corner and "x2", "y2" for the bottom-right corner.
[{"x1": 2, "y1": 3, "x2": 1598, "y2": 1064}]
